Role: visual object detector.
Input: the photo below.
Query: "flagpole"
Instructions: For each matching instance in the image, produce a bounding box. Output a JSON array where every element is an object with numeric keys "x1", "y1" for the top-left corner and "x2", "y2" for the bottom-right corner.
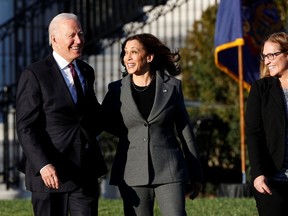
[{"x1": 238, "y1": 45, "x2": 246, "y2": 184}]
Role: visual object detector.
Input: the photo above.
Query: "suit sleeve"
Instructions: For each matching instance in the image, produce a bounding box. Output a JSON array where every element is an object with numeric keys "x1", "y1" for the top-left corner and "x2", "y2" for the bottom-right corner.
[
  {"x1": 16, "y1": 69, "x2": 50, "y2": 175},
  {"x1": 175, "y1": 81, "x2": 203, "y2": 183},
  {"x1": 80, "y1": 63, "x2": 103, "y2": 137},
  {"x1": 245, "y1": 82, "x2": 266, "y2": 181},
  {"x1": 101, "y1": 82, "x2": 125, "y2": 137}
]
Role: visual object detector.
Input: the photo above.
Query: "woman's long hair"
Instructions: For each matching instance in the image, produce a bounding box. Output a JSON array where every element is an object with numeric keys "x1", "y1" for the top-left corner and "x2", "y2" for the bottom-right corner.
[
  {"x1": 120, "y1": 33, "x2": 181, "y2": 76},
  {"x1": 260, "y1": 32, "x2": 288, "y2": 78}
]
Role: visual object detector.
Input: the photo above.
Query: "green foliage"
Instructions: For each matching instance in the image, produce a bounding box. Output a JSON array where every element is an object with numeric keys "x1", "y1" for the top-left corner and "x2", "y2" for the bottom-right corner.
[
  {"x1": 0, "y1": 198, "x2": 258, "y2": 216},
  {"x1": 181, "y1": 5, "x2": 242, "y2": 175},
  {"x1": 275, "y1": 0, "x2": 288, "y2": 29}
]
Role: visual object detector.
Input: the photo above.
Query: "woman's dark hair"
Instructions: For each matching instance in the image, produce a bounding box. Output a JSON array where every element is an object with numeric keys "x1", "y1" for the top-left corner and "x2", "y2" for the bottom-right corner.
[{"x1": 120, "y1": 33, "x2": 181, "y2": 76}]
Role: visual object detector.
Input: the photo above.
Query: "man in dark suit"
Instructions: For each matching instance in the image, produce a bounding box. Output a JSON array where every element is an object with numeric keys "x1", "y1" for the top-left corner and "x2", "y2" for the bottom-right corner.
[{"x1": 16, "y1": 13, "x2": 107, "y2": 216}]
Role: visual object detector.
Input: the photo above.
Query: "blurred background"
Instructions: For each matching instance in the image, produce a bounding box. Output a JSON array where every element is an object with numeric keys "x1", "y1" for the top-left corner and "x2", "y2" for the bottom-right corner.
[{"x1": 0, "y1": 0, "x2": 287, "y2": 199}]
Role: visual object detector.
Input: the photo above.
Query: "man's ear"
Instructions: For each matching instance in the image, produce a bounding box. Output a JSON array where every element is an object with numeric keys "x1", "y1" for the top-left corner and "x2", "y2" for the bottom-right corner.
[{"x1": 51, "y1": 35, "x2": 57, "y2": 43}]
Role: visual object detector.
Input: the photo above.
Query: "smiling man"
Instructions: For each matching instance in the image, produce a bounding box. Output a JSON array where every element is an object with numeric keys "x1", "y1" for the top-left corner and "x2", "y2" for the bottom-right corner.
[{"x1": 16, "y1": 13, "x2": 107, "y2": 216}]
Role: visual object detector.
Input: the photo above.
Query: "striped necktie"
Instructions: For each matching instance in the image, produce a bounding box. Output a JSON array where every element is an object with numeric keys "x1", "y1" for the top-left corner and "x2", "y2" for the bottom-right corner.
[{"x1": 68, "y1": 63, "x2": 84, "y2": 105}]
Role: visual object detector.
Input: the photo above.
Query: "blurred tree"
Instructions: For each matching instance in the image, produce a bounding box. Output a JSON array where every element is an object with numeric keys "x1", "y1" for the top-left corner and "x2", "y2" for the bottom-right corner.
[
  {"x1": 181, "y1": 5, "x2": 242, "y2": 173},
  {"x1": 275, "y1": 0, "x2": 288, "y2": 28}
]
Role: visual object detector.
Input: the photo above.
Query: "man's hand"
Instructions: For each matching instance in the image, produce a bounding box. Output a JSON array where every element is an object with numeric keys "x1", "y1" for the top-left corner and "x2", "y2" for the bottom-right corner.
[{"x1": 40, "y1": 164, "x2": 59, "y2": 189}]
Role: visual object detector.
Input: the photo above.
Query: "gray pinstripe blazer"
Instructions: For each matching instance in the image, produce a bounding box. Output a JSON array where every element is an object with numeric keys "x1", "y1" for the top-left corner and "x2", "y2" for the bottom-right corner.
[{"x1": 102, "y1": 70, "x2": 202, "y2": 186}]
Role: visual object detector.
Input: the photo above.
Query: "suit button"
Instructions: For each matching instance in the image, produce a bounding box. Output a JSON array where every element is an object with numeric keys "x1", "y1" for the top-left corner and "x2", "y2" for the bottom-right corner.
[
  {"x1": 144, "y1": 123, "x2": 148, "y2": 127},
  {"x1": 143, "y1": 138, "x2": 147, "y2": 141}
]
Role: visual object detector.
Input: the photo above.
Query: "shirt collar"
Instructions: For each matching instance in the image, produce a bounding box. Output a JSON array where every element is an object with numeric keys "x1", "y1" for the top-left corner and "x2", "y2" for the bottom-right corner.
[{"x1": 52, "y1": 51, "x2": 77, "y2": 70}]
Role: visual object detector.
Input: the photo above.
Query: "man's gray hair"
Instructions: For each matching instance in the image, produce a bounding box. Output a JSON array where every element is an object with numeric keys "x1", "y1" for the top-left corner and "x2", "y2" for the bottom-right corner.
[{"x1": 48, "y1": 13, "x2": 79, "y2": 45}]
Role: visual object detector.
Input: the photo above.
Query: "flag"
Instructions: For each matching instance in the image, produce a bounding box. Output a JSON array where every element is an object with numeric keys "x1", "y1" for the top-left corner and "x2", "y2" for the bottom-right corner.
[{"x1": 214, "y1": 0, "x2": 283, "y2": 88}]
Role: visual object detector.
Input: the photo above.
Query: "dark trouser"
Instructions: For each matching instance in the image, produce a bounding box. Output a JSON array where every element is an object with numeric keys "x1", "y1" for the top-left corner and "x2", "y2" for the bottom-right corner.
[
  {"x1": 253, "y1": 181, "x2": 288, "y2": 216},
  {"x1": 118, "y1": 182, "x2": 187, "y2": 216},
  {"x1": 31, "y1": 187, "x2": 99, "y2": 216}
]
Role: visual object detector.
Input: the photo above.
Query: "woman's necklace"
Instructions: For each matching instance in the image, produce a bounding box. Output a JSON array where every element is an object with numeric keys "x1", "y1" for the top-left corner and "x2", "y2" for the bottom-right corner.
[{"x1": 131, "y1": 76, "x2": 155, "y2": 92}]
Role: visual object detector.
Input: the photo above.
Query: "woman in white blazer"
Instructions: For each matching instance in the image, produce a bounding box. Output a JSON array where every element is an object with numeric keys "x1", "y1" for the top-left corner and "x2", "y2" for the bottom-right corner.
[{"x1": 102, "y1": 33, "x2": 203, "y2": 216}]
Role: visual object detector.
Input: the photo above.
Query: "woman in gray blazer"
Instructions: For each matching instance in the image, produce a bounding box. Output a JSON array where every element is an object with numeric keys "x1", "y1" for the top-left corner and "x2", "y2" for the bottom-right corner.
[
  {"x1": 102, "y1": 33, "x2": 203, "y2": 216},
  {"x1": 246, "y1": 32, "x2": 288, "y2": 216}
]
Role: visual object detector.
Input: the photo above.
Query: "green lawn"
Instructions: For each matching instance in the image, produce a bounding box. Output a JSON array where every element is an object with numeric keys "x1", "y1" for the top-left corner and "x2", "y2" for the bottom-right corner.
[{"x1": 0, "y1": 197, "x2": 258, "y2": 216}]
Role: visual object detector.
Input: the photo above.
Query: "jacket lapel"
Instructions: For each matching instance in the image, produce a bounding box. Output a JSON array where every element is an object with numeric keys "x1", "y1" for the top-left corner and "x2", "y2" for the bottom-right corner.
[
  {"x1": 148, "y1": 71, "x2": 173, "y2": 122},
  {"x1": 120, "y1": 72, "x2": 173, "y2": 122},
  {"x1": 76, "y1": 59, "x2": 89, "y2": 94},
  {"x1": 46, "y1": 55, "x2": 76, "y2": 108},
  {"x1": 269, "y1": 77, "x2": 285, "y2": 112},
  {"x1": 121, "y1": 75, "x2": 143, "y2": 119}
]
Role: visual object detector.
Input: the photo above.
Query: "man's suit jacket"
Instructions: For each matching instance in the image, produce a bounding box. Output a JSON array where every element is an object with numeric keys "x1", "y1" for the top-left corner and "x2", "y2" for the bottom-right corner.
[
  {"x1": 102, "y1": 71, "x2": 202, "y2": 186},
  {"x1": 16, "y1": 54, "x2": 107, "y2": 193},
  {"x1": 246, "y1": 76, "x2": 285, "y2": 182}
]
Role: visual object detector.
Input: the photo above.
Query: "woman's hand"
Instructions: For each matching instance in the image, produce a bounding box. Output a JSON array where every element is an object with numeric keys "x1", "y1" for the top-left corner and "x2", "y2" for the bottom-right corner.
[
  {"x1": 186, "y1": 182, "x2": 203, "y2": 200},
  {"x1": 254, "y1": 175, "x2": 272, "y2": 195}
]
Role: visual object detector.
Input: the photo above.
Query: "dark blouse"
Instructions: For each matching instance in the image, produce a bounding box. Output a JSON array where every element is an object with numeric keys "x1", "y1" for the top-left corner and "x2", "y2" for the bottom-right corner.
[{"x1": 131, "y1": 78, "x2": 156, "y2": 120}]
